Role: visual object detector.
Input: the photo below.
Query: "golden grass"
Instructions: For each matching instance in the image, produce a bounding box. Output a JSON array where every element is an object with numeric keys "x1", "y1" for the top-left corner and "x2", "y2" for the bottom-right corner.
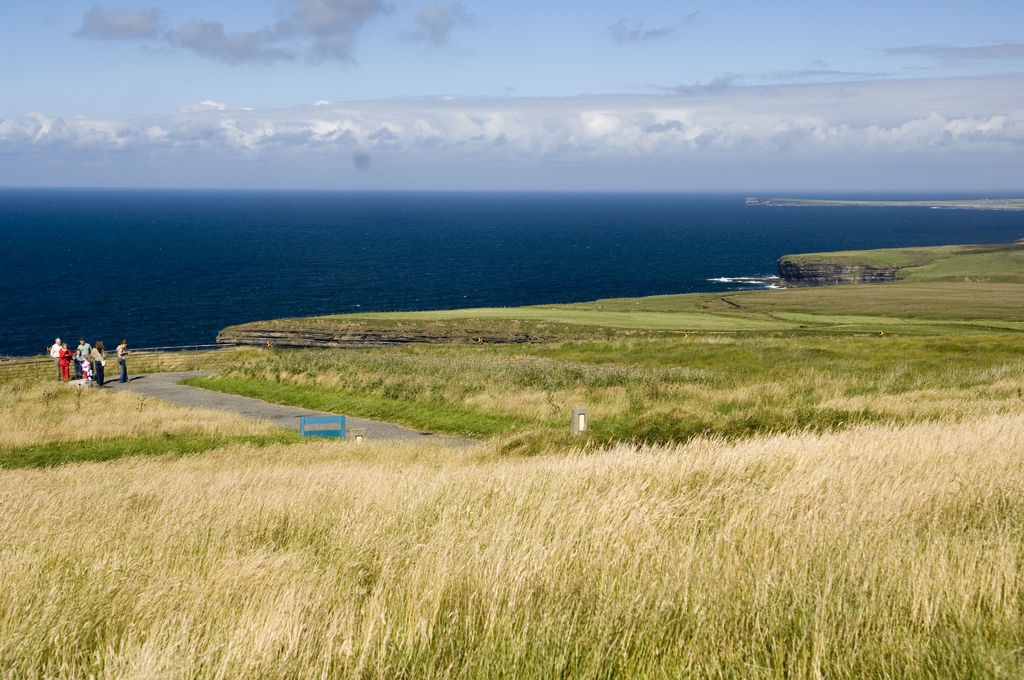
[
  {"x1": 212, "y1": 342, "x2": 1024, "y2": 445},
  {"x1": 2, "y1": 414, "x2": 1023, "y2": 677},
  {"x1": 0, "y1": 380, "x2": 278, "y2": 449}
]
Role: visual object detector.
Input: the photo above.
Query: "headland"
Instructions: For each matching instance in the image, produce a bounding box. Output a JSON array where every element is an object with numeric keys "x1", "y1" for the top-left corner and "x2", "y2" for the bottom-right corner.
[
  {"x1": 777, "y1": 240, "x2": 1024, "y2": 287},
  {"x1": 747, "y1": 197, "x2": 1024, "y2": 210}
]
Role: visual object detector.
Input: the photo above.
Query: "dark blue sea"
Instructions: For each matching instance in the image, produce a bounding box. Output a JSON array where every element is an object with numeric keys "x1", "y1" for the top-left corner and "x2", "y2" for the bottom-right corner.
[{"x1": 2, "y1": 189, "x2": 1023, "y2": 357}]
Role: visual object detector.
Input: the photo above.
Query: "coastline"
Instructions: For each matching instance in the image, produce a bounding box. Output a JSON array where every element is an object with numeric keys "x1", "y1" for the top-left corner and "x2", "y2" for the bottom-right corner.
[{"x1": 746, "y1": 197, "x2": 1024, "y2": 211}]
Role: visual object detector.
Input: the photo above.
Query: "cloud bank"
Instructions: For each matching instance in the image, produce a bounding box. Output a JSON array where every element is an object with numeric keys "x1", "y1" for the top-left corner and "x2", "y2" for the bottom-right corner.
[{"x1": 4, "y1": 76, "x2": 1024, "y2": 190}]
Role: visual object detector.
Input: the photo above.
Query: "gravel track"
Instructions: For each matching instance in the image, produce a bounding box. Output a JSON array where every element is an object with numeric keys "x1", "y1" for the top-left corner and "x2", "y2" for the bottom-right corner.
[{"x1": 105, "y1": 371, "x2": 477, "y2": 447}]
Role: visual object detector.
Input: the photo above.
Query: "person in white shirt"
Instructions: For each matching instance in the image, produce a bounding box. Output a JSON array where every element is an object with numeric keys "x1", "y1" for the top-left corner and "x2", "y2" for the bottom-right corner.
[{"x1": 50, "y1": 338, "x2": 62, "y2": 381}]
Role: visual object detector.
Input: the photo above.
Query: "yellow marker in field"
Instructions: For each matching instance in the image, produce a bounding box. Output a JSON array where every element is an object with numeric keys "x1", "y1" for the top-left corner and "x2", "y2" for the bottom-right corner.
[{"x1": 879, "y1": 331, "x2": 885, "y2": 336}]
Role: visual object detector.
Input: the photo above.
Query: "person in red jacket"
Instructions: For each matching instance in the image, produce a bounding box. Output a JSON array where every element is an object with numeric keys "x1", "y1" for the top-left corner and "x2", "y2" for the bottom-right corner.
[{"x1": 58, "y1": 342, "x2": 73, "y2": 382}]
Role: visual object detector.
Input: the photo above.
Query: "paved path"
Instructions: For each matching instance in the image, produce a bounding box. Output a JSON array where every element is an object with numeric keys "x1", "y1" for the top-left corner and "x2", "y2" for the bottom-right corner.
[{"x1": 105, "y1": 371, "x2": 477, "y2": 447}]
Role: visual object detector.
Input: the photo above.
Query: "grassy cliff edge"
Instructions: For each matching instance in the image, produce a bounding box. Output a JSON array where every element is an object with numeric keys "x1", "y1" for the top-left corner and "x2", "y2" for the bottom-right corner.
[{"x1": 777, "y1": 240, "x2": 1024, "y2": 286}]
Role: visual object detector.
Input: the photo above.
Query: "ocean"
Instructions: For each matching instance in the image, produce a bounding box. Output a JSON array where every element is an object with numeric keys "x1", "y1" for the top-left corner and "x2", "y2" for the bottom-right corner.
[{"x1": 2, "y1": 189, "x2": 1022, "y2": 357}]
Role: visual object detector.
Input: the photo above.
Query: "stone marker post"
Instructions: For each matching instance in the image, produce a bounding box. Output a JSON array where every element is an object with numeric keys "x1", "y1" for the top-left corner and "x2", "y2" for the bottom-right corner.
[{"x1": 571, "y1": 407, "x2": 588, "y2": 435}]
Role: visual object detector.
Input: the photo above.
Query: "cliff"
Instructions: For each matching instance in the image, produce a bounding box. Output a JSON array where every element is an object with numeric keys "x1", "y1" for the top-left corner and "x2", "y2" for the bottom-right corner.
[
  {"x1": 777, "y1": 241, "x2": 1024, "y2": 288},
  {"x1": 776, "y1": 259, "x2": 901, "y2": 287},
  {"x1": 217, "y1": 326, "x2": 536, "y2": 349}
]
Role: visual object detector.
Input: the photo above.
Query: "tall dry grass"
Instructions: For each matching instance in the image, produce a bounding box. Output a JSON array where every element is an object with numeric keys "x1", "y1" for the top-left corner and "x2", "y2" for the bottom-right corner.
[
  {"x1": 2, "y1": 414, "x2": 1023, "y2": 678},
  {"x1": 0, "y1": 380, "x2": 278, "y2": 449},
  {"x1": 198, "y1": 339, "x2": 1024, "y2": 449}
]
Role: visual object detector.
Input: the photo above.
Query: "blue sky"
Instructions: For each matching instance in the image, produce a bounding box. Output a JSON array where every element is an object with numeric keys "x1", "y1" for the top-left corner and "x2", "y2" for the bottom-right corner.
[{"x1": 3, "y1": 0, "x2": 1024, "y2": 191}]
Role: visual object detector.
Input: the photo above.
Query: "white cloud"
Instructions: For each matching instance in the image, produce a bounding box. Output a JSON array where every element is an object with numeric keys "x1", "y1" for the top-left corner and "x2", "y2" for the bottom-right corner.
[
  {"x1": 4, "y1": 76, "x2": 1024, "y2": 190},
  {"x1": 179, "y1": 100, "x2": 230, "y2": 113}
]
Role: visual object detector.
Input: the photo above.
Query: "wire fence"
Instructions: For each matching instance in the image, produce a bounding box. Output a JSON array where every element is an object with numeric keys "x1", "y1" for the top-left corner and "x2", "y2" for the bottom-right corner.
[{"x1": 0, "y1": 344, "x2": 231, "y2": 367}]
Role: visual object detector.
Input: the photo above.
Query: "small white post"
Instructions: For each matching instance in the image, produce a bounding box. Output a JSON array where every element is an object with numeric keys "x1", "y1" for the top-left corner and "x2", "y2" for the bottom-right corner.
[
  {"x1": 571, "y1": 407, "x2": 588, "y2": 435},
  {"x1": 350, "y1": 427, "x2": 367, "y2": 443}
]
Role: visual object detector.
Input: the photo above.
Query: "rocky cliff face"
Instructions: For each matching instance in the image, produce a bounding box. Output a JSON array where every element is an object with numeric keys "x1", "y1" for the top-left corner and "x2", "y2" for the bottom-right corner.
[
  {"x1": 776, "y1": 259, "x2": 901, "y2": 287},
  {"x1": 216, "y1": 326, "x2": 536, "y2": 349}
]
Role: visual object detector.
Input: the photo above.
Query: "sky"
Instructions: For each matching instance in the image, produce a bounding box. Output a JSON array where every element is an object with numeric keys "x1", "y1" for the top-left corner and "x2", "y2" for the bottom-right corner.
[{"x1": 2, "y1": 0, "x2": 1024, "y2": 192}]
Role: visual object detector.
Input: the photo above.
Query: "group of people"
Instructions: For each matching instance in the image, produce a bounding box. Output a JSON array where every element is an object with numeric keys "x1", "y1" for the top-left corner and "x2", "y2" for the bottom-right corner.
[{"x1": 49, "y1": 337, "x2": 129, "y2": 385}]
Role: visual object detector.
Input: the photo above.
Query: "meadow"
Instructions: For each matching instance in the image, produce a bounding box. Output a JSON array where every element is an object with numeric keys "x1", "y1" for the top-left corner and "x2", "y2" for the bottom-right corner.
[
  {"x1": 188, "y1": 331, "x2": 1024, "y2": 454},
  {"x1": 219, "y1": 282, "x2": 1024, "y2": 346},
  {"x1": 3, "y1": 280, "x2": 1024, "y2": 678},
  {"x1": 2, "y1": 406, "x2": 1023, "y2": 678}
]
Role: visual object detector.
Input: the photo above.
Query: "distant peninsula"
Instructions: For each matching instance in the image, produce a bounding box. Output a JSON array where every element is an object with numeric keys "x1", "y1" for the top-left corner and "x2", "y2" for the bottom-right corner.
[{"x1": 747, "y1": 197, "x2": 1024, "y2": 211}]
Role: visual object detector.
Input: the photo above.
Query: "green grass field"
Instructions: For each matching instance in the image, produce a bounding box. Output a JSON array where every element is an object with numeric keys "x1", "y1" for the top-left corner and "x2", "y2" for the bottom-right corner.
[
  {"x1": 204, "y1": 278, "x2": 1024, "y2": 454},
  {"x1": 573, "y1": 281, "x2": 1024, "y2": 321},
  {"x1": 188, "y1": 330, "x2": 1024, "y2": 455},
  {"x1": 219, "y1": 282, "x2": 1024, "y2": 348}
]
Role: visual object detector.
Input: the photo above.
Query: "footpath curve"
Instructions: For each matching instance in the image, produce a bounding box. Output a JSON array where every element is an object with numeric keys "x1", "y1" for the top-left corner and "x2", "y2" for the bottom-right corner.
[{"x1": 106, "y1": 370, "x2": 477, "y2": 447}]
